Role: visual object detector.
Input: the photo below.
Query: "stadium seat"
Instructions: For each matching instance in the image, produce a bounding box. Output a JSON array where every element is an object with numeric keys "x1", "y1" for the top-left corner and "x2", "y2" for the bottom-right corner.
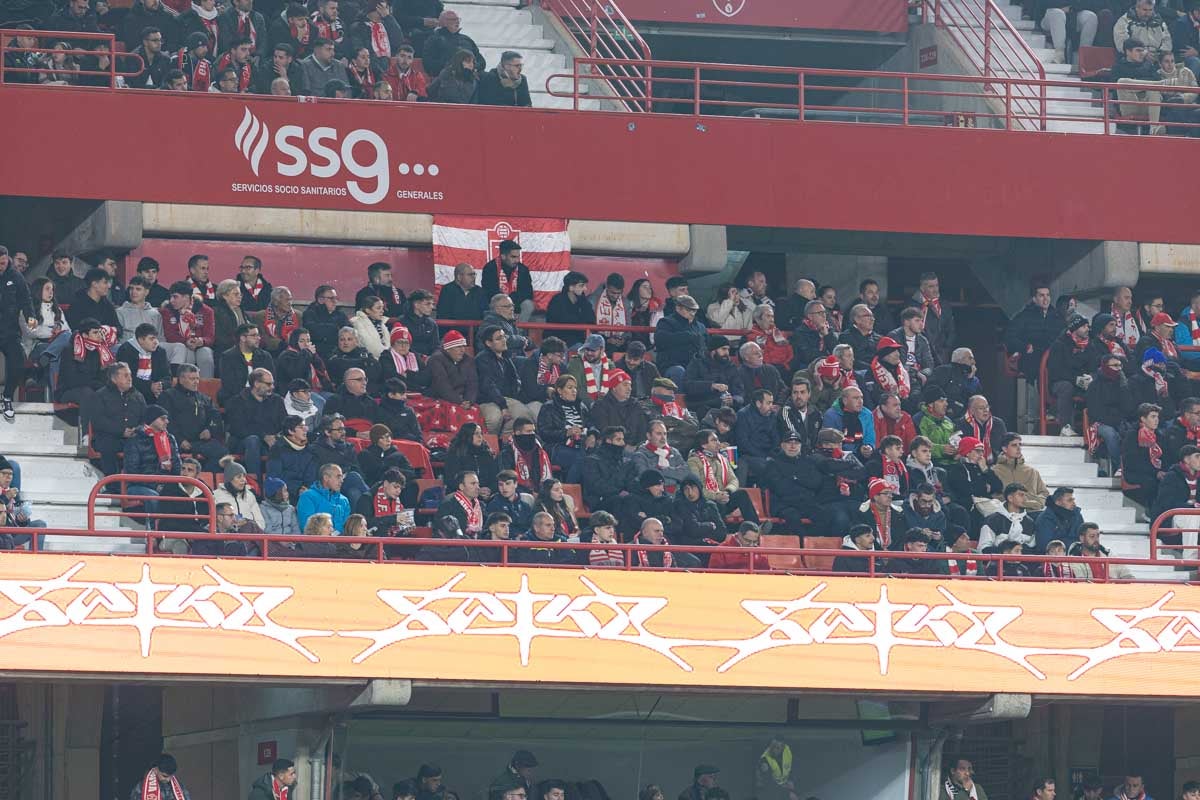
[
  {"x1": 344, "y1": 417, "x2": 375, "y2": 436},
  {"x1": 393, "y1": 440, "x2": 434, "y2": 478},
  {"x1": 761, "y1": 534, "x2": 802, "y2": 571},
  {"x1": 801, "y1": 536, "x2": 843, "y2": 572},
  {"x1": 197, "y1": 378, "x2": 221, "y2": 407},
  {"x1": 1078, "y1": 46, "x2": 1115, "y2": 81},
  {"x1": 560, "y1": 483, "x2": 590, "y2": 518}
]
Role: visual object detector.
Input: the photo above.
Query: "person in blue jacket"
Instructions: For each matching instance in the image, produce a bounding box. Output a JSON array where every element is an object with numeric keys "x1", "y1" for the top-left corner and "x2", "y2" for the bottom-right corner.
[
  {"x1": 1034, "y1": 486, "x2": 1084, "y2": 553},
  {"x1": 821, "y1": 385, "x2": 876, "y2": 462},
  {"x1": 297, "y1": 462, "x2": 352, "y2": 532}
]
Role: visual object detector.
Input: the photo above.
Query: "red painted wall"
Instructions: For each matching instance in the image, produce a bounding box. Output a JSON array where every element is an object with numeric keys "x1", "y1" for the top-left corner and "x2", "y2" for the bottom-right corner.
[
  {"x1": 3, "y1": 85, "x2": 1200, "y2": 244},
  {"x1": 128, "y1": 238, "x2": 680, "y2": 304},
  {"x1": 609, "y1": 0, "x2": 909, "y2": 33}
]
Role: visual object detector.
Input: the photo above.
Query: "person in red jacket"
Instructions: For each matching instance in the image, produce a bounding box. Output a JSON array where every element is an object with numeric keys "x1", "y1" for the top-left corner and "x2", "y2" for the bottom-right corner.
[
  {"x1": 384, "y1": 43, "x2": 428, "y2": 100},
  {"x1": 750, "y1": 305, "x2": 793, "y2": 370},
  {"x1": 707, "y1": 521, "x2": 770, "y2": 572},
  {"x1": 160, "y1": 280, "x2": 216, "y2": 378},
  {"x1": 872, "y1": 392, "x2": 917, "y2": 450}
]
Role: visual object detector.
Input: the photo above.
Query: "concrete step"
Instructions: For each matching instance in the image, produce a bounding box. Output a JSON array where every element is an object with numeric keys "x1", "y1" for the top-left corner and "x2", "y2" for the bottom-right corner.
[
  {"x1": 469, "y1": 27, "x2": 554, "y2": 47},
  {"x1": 1023, "y1": 445, "x2": 1087, "y2": 464},
  {"x1": 1046, "y1": 475, "x2": 1118, "y2": 489},
  {"x1": 532, "y1": 91, "x2": 601, "y2": 110},
  {"x1": 1043, "y1": 62, "x2": 1078, "y2": 76},
  {"x1": 0, "y1": 439, "x2": 78, "y2": 455},
  {"x1": 1047, "y1": 119, "x2": 1106, "y2": 133},
  {"x1": 1128, "y1": 564, "x2": 1191, "y2": 581},
  {"x1": 446, "y1": 4, "x2": 531, "y2": 24},
  {"x1": 1035, "y1": 462, "x2": 1099, "y2": 479},
  {"x1": 1047, "y1": 84, "x2": 1094, "y2": 100},
  {"x1": 42, "y1": 534, "x2": 148, "y2": 554},
  {"x1": 1021, "y1": 434, "x2": 1084, "y2": 447},
  {"x1": 1098, "y1": 522, "x2": 1153, "y2": 536},
  {"x1": 1082, "y1": 507, "x2": 1139, "y2": 526},
  {"x1": 1064, "y1": 488, "x2": 1129, "y2": 508},
  {"x1": 479, "y1": 47, "x2": 564, "y2": 69},
  {"x1": 9, "y1": 402, "x2": 61, "y2": 415},
  {"x1": 1047, "y1": 100, "x2": 1105, "y2": 117}
]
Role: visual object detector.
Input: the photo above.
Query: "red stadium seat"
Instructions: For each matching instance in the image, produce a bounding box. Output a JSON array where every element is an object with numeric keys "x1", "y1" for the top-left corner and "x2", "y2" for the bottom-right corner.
[
  {"x1": 393, "y1": 440, "x2": 434, "y2": 478},
  {"x1": 1078, "y1": 46, "x2": 1115, "y2": 80},
  {"x1": 560, "y1": 483, "x2": 590, "y2": 519},
  {"x1": 801, "y1": 536, "x2": 843, "y2": 573},
  {"x1": 761, "y1": 534, "x2": 802, "y2": 571}
]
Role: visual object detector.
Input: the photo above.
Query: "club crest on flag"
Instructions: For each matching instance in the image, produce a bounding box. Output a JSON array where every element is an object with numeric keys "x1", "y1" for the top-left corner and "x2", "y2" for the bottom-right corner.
[{"x1": 487, "y1": 221, "x2": 520, "y2": 262}]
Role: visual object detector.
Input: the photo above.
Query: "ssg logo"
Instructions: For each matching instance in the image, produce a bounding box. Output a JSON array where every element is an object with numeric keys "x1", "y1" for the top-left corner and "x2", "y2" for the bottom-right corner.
[
  {"x1": 232, "y1": 107, "x2": 441, "y2": 206},
  {"x1": 712, "y1": 0, "x2": 746, "y2": 17}
]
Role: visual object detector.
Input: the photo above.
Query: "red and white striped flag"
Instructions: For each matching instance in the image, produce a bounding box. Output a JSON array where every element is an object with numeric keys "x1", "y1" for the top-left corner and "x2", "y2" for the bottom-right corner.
[{"x1": 432, "y1": 215, "x2": 571, "y2": 311}]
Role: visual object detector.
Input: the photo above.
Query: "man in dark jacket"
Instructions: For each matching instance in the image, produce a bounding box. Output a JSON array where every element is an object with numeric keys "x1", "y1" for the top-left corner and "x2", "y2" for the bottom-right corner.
[
  {"x1": 224, "y1": 368, "x2": 287, "y2": 481},
  {"x1": 734, "y1": 388, "x2": 779, "y2": 481},
  {"x1": 618, "y1": 468, "x2": 676, "y2": 540},
  {"x1": 90, "y1": 363, "x2": 148, "y2": 475},
  {"x1": 327, "y1": 328, "x2": 380, "y2": 389},
  {"x1": 67, "y1": 268, "x2": 120, "y2": 330},
  {"x1": 832, "y1": 524, "x2": 880, "y2": 574},
  {"x1": 589, "y1": 371, "x2": 648, "y2": 446},
  {"x1": 622, "y1": 341, "x2": 661, "y2": 400},
  {"x1": 654, "y1": 294, "x2": 706, "y2": 381},
  {"x1": 670, "y1": 474, "x2": 727, "y2": 558},
  {"x1": 117, "y1": 323, "x2": 172, "y2": 404},
  {"x1": 218, "y1": 323, "x2": 275, "y2": 406},
  {"x1": 301, "y1": 285, "x2": 350, "y2": 356},
  {"x1": 350, "y1": 0, "x2": 405, "y2": 71},
  {"x1": 122, "y1": 0, "x2": 178, "y2": 51},
  {"x1": 1160, "y1": 397, "x2": 1200, "y2": 466},
  {"x1": 1151, "y1": 444, "x2": 1200, "y2": 525},
  {"x1": 763, "y1": 432, "x2": 825, "y2": 535},
  {"x1": 266, "y1": 415, "x2": 319, "y2": 496},
  {"x1": 790, "y1": 299, "x2": 836, "y2": 373},
  {"x1": 378, "y1": 378, "x2": 423, "y2": 442},
  {"x1": 310, "y1": 413, "x2": 371, "y2": 506},
  {"x1": 838, "y1": 304, "x2": 881, "y2": 371},
  {"x1": 513, "y1": 511, "x2": 576, "y2": 565},
  {"x1": 436, "y1": 262, "x2": 486, "y2": 326},
  {"x1": 1045, "y1": 315, "x2": 1095, "y2": 437},
  {"x1": 0, "y1": 246, "x2": 35, "y2": 420},
  {"x1": 1005, "y1": 284, "x2": 1063, "y2": 379},
  {"x1": 926, "y1": 347, "x2": 982, "y2": 420},
  {"x1": 216, "y1": 0, "x2": 266, "y2": 60},
  {"x1": 159, "y1": 364, "x2": 227, "y2": 467},
  {"x1": 129, "y1": 25, "x2": 173, "y2": 88},
  {"x1": 48, "y1": 0, "x2": 101, "y2": 38},
  {"x1": 906, "y1": 272, "x2": 956, "y2": 365},
  {"x1": 421, "y1": 9, "x2": 484, "y2": 77},
  {"x1": 1086, "y1": 353, "x2": 1136, "y2": 462},
  {"x1": 545, "y1": 271, "x2": 595, "y2": 348},
  {"x1": 776, "y1": 375, "x2": 822, "y2": 451},
  {"x1": 427, "y1": 331, "x2": 478, "y2": 405},
  {"x1": 475, "y1": 324, "x2": 531, "y2": 437},
  {"x1": 122, "y1": 404, "x2": 182, "y2": 527},
  {"x1": 683, "y1": 335, "x2": 744, "y2": 423},
  {"x1": 477, "y1": 50, "x2": 532, "y2": 106},
  {"x1": 480, "y1": 239, "x2": 534, "y2": 318},
  {"x1": 324, "y1": 367, "x2": 380, "y2": 422},
  {"x1": 402, "y1": 289, "x2": 440, "y2": 357},
  {"x1": 255, "y1": 41, "x2": 308, "y2": 95},
  {"x1": 843, "y1": 278, "x2": 894, "y2": 335},
  {"x1": 355, "y1": 262, "x2": 406, "y2": 320},
  {"x1": 580, "y1": 427, "x2": 638, "y2": 517},
  {"x1": 248, "y1": 760, "x2": 296, "y2": 800}
]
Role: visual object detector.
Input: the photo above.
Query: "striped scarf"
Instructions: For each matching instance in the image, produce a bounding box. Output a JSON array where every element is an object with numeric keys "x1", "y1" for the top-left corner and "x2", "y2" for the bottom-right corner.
[
  {"x1": 692, "y1": 449, "x2": 730, "y2": 494},
  {"x1": 73, "y1": 327, "x2": 116, "y2": 366},
  {"x1": 140, "y1": 769, "x2": 185, "y2": 800},
  {"x1": 1139, "y1": 426, "x2": 1163, "y2": 470},
  {"x1": 536, "y1": 357, "x2": 560, "y2": 388},
  {"x1": 947, "y1": 558, "x2": 977, "y2": 577},
  {"x1": 582, "y1": 357, "x2": 615, "y2": 400}
]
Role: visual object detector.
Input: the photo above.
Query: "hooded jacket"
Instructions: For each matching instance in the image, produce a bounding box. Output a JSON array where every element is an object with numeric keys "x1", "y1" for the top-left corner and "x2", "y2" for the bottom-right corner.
[
  {"x1": 1151, "y1": 462, "x2": 1200, "y2": 521},
  {"x1": 978, "y1": 506, "x2": 1036, "y2": 551},
  {"x1": 1034, "y1": 501, "x2": 1085, "y2": 552},
  {"x1": 1085, "y1": 367, "x2": 1135, "y2": 429},
  {"x1": 297, "y1": 483, "x2": 351, "y2": 531},
  {"x1": 821, "y1": 402, "x2": 876, "y2": 449},
  {"x1": 992, "y1": 455, "x2": 1049, "y2": 511},
  {"x1": 123, "y1": 427, "x2": 182, "y2": 477},
  {"x1": 670, "y1": 480, "x2": 728, "y2": 547},
  {"x1": 590, "y1": 392, "x2": 649, "y2": 446},
  {"x1": 580, "y1": 442, "x2": 638, "y2": 512},
  {"x1": 1113, "y1": 6, "x2": 1172, "y2": 55},
  {"x1": 261, "y1": 496, "x2": 300, "y2": 535},
  {"x1": 654, "y1": 311, "x2": 706, "y2": 372},
  {"x1": 832, "y1": 534, "x2": 876, "y2": 573},
  {"x1": 684, "y1": 353, "x2": 744, "y2": 420}
]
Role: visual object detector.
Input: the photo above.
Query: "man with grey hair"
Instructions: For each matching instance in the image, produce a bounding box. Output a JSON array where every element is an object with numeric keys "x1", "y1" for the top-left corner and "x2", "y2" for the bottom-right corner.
[
  {"x1": 422, "y1": 8, "x2": 485, "y2": 77},
  {"x1": 475, "y1": 292, "x2": 520, "y2": 351},
  {"x1": 630, "y1": 419, "x2": 694, "y2": 492},
  {"x1": 738, "y1": 341, "x2": 785, "y2": 402},
  {"x1": 779, "y1": 278, "x2": 816, "y2": 330},
  {"x1": 159, "y1": 363, "x2": 229, "y2": 467},
  {"x1": 224, "y1": 367, "x2": 287, "y2": 482},
  {"x1": 297, "y1": 461, "x2": 351, "y2": 532},
  {"x1": 477, "y1": 49, "x2": 531, "y2": 106},
  {"x1": 513, "y1": 510, "x2": 576, "y2": 564},
  {"x1": 838, "y1": 303, "x2": 881, "y2": 371},
  {"x1": 791, "y1": 298, "x2": 836, "y2": 372},
  {"x1": 927, "y1": 346, "x2": 981, "y2": 419}
]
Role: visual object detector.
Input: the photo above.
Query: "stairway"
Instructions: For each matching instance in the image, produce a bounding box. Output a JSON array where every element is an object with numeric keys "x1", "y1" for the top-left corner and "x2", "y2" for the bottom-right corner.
[
  {"x1": 446, "y1": 0, "x2": 597, "y2": 109},
  {"x1": 1021, "y1": 434, "x2": 1186, "y2": 581},
  {"x1": 1, "y1": 403, "x2": 145, "y2": 554},
  {"x1": 990, "y1": 1, "x2": 1108, "y2": 134}
]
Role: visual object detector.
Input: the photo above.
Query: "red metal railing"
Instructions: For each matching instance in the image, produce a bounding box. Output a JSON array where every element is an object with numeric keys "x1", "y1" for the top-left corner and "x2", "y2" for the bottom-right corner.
[
  {"x1": 541, "y1": 0, "x2": 653, "y2": 111},
  {"x1": 2, "y1": 524, "x2": 1190, "y2": 581},
  {"x1": 87, "y1": 475, "x2": 217, "y2": 553},
  {"x1": 1151, "y1": 508, "x2": 1200, "y2": 562},
  {"x1": 0, "y1": 29, "x2": 144, "y2": 87},
  {"x1": 922, "y1": 0, "x2": 1047, "y2": 131},
  {"x1": 438, "y1": 319, "x2": 752, "y2": 352}
]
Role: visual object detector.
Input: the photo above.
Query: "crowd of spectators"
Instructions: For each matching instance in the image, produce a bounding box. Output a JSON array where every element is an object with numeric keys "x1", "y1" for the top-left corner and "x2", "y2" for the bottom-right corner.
[
  {"x1": 2, "y1": 0, "x2": 536, "y2": 106},
  {"x1": 0, "y1": 246, "x2": 1155, "y2": 578}
]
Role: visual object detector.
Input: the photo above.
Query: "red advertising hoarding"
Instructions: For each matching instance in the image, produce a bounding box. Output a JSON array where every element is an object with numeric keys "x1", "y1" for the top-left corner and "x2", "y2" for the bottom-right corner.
[{"x1": 614, "y1": 0, "x2": 909, "y2": 34}]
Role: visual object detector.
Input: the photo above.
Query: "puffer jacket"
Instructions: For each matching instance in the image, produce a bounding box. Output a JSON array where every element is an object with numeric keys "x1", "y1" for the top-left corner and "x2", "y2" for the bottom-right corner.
[{"x1": 978, "y1": 507, "x2": 1037, "y2": 551}]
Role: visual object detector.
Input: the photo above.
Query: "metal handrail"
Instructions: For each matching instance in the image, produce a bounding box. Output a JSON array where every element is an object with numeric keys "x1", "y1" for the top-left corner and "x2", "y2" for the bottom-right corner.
[
  {"x1": 541, "y1": 0, "x2": 653, "y2": 111},
  {"x1": 0, "y1": 29, "x2": 145, "y2": 87},
  {"x1": 87, "y1": 474, "x2": 217, "y2": 554}
]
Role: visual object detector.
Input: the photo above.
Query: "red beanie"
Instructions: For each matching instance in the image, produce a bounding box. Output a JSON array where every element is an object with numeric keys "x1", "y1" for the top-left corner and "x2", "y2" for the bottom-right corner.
[
  {"x1": 957, "y1": 436, "x2": 984, "y2": 458},
  {"x1": 868, "y1": 477, "x2": 893, "y2": 500},
  {"x1": 816, "y1": 355, "x2": 840, "y2": 380},
  {"x1": 442, "y1": 330, "x2": 467, "y2": 350},
  {"x1": 390, "y1": 325, "x2": 412, "y2": 344}
]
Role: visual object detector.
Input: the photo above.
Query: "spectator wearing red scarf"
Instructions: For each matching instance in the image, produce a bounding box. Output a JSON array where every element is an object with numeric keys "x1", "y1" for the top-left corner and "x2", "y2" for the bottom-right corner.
[
  {"x1": 873, "y1": 392, "x2": 916, "y2": 451},
  {"x1": 958, "y1": 394, "x2": 1008, "y2": 463},
  {"x1": 906, "y1": 271, "x2": 956, "y2": 365},
  {"x1": 248, "y1": 759, "x2": 297, "y2": 800},
  {"x1": 1121, "y1": 402, "x2": 1165, "y2": 507},
  {"x1": 122, "y1": 404, "x2": 182, "y2": 527}
]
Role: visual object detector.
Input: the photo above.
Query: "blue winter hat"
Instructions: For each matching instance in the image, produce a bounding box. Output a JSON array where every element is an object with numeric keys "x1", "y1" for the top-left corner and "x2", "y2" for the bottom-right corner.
[
  {"x1": 1142, "y1": 347, "x2": 1167, "y2": 365},
  {"x1": 264, "y1": 476, "x2": 286, "y2": 498}
]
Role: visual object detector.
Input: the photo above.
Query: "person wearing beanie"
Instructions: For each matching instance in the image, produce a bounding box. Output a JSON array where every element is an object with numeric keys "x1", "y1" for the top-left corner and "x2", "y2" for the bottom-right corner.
[
  {"x1": 377, "y1": 324, "x2": 428, "y2": 392},
  {"x1": 870, "y1": 335, "x2": 912, "y2": 403},
  {"x1": 567, "y1": 333, "x2": 618, "y2": 403},
  {"x1": 357, "y1": 422, "x2": 418, "y2": 502},
  {"x1": 1004, "y1": 282, "x2": 1064, "y2": 380},
  {"x1": 1044, "y1": 313, "x2": 1095, "y2": 437},
  {"x1": 1085, "y1": 311, "x2": 1131, "y2": 371},
  {"x1": 212, "y1": 460, "x2": 267, "y2": 530},
  {"x1": 589, "y1": 369, "x2": 649, "y2": 448},
  {"x1": 545, "y1": 270, "x2": 595, "y2": 348},
  {"x1": 427, "y1": 329, "x2": 480, "y2": 407},
  {"x1": 853, "y1": 477, "x2": 901, "y2": 550},
  {"x1": 0, "y1": 454, "x2": 45, "y2": 550},
  {"x1": 175, "y1": 31, "x2": 214, "y2": 92},
  {"x1": 918, "y1": 384, "x2": 958, "y2": 468},
  {"x1": 260, "y1": 475, "x2": 300, "y2": 535},
  {"x1": 945, "y1": 436, "x2": 1004, "y2": 529},
  {"x1": 119, "y1": 403, "x2": 181, "y2": 528},
  {"x1": 265, "y1": 414, "x2": 319, "y2": 497},
  {"x1": 838, "y1": 303, "x2": 882, "y2": 372},
  {"x1": 579, "y1": 426, "x2": 640, "y2": 527},
  {"x1": 683, "y1": 334, "x2": 744, "y2": 422},
  {"x1": 1130, "y1": 346, "x2": 1176, "y2": 419}
]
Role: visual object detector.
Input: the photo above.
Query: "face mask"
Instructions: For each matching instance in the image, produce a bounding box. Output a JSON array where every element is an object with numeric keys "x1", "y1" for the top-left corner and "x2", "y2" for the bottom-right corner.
[
  {"x1": 1101, "y1": 365, "x2": 1122, "y2": 379},
  {"x1": 460, "y1": 66, "x2": 474, "y2": 79},
  {"x1": 603, "y1": 442, "x2": 623, "y2": 455},
  {"x1": 514, "y1": 434, "x2": 537, "y2": 450},
  {"x1": 652, "y1": 391, "x2": 673, "y2": 403}
]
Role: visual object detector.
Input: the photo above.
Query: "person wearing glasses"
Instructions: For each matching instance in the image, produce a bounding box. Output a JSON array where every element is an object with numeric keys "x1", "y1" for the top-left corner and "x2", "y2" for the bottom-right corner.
[
  {"x1": 129, "y1": 25, "x2": 172, "y2": 88},
  {"x1": 302, "y1": 284, "x2": 350, "y2": 357},
  {"x1": 706, "y1": 521, "x2": 767, "y2": 572}
]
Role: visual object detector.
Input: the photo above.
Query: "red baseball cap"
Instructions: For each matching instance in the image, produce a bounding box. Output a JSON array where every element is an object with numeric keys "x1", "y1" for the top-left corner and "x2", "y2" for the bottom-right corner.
[{"x1": 1151, "y1": 312, "x2": 1178, "y2": 328}]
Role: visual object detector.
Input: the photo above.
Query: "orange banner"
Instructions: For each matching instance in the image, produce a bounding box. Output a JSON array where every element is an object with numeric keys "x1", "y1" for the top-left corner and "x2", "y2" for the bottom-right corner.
[{"x1": 2, "y1": 554, "x2": 1199, "y2": 695}]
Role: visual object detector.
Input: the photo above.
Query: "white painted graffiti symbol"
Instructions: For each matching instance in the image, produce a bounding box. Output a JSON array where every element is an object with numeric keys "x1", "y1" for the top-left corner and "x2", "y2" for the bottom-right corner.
[
  {"x1": 0, "y1": 562, "x2": 332, "y2": 661},
  {"x1": 4, "y1": 564, "x2": 1200, "y2": 682}
]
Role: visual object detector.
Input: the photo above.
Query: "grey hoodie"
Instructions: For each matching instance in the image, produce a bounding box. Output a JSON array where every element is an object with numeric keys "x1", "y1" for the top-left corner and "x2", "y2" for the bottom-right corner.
[{"x1": 261, "y1": 498, "x2": 300, "y2": 535}]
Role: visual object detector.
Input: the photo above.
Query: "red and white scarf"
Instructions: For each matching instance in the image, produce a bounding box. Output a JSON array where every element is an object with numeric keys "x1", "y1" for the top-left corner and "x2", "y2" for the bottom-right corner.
[
  {"x1": 595, "y1": 292, "x2": 626, "y2": 327},
  {"x1": 1100, "y1": 336, "x2": 1127, "y2": 360},
  {"x1": 454, "y1": 490, "x2": 483, "y2": 534},
  {"x1": 310, "y1": 11, "x2": 342, "y2": 42},
  {"x1": 1190, "y1": 307, "x2": 1200, "y2": 346},
  {"x1": 881, "y1": 456, "x2": 904, "y2": 494},
  {"x1": 237, "y1": 10, "x2": 257, "y2": 48},
  {"x1": 389, "y1": 348, "x2": 418, "y2": 374},
  {"x1": 271, "y1": 777, "x2": 290, "y2": 800},
  {"x1": 645, "y1": 440, "x2": 672, "y2": 469},
  {"x1": 192, "y1": 1, "x2": 218, "y2": 49},
  {"x1": 870, "y1": 356, "x2": 910, "y2": 399},
  {"x1": 368, "y1": 19, "x2": 390, "y2": 57},
  {"x1": 73, "y1": 327, "x2": 116, "y2": 366},
  {"x1": 1070, "y1": 331, "x2": 1089, "y2": 353},
  {"x1": 651, "y1": 395, "x2": 684, "y2": 420},
  {"x1": 216, "y1": 52, "x2": 251, "y2": 90},
  {"x1": 511, "y1": 442, "x2": 552, "y2": 488},
  {"x1": 177, "y1": 48, "x2": 211, "y2": 91},
  {"x1": 947, "y1": 558, "x2": 977, "y2": 577},
  {"x1": 1113, "y1": 309, "x2": 1140, "y2": 348},
  {"x1": 693, "y1": 449, "x2": 730, "y2": 494},
  {"x1": 837, "y1": 367, "x2": 857, "y2": 390},
  {"x1": 373, "y1": 488, "x2": 401, "y2": 517},
  {"x1": 1181, "y1": 463, "x2": 1199, "y2": 506},
  {"x1": 494, "y1": 263, "x2": 520, "y2": 297},
  {"x1": 289, "y1": 18, "x2": 310, "y2": 48},
  {"x1": 966, "y1": 416, "x2": 994, "y2": 461},
  {"x1": 144, "y1": 425, "x2": 173, "y2": 468},
  {"x1": 1041, "y1": 560, "x2": 1074, "y2": 580},
  {"x1": 1143, "y1": 363, "x2": 1170, "y2": 398},
  {"x1": 1156, "y1": 332, "x2": 1179, "y2": 360},
  {"x1": 241, "y1": 275, "x2": 264, "y2": 300},
  {"x1": 920, "y1": 293, "x2": 942, "y2": 321},
  {"x1": 536, "y1": 357, "x2": 560, "y2": 388},
  {"x1": 871, "y1": 505, "x2": 892, "y2": 548},
  {"x1": 589, "y1": 543, "x2": 624, "y2": 566},
  {"x1": 140, "y1": 768, "x2": 185, "y2": 800},
  {"x1": 264, "y1": 306, "x2": 299, "y2": 342},
  {"x1": 753, "y1": 324, "x2": 788, "y2": 348},
  {"x1": 582, "y1": 358, "x2": 615, "y2": 400},
  {"x1": 133, "y1": 341, "x2": 154, "y2": 380},
  {"x1": 351, "y1": 63, "x2": 375, "y2": 93},
  {"x1": 1139, "y1": 425, "x2": 1163, "y2": 470},
  {"x1": 173, "y1": 305, "x2": 198, "y2": 338},
  {"x1": 634, "y1": 536, "x2": 673, "y2": 568}
]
